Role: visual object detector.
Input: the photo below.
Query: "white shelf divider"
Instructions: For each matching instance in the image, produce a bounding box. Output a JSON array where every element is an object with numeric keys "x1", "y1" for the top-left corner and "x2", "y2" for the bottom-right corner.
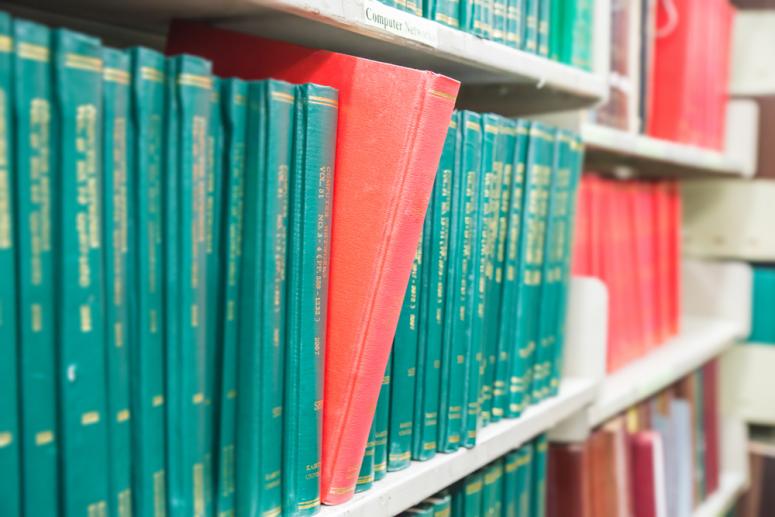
[
  {"x1": 693, "y1": 472, "x2": 747, "y2": 517},
  {"x1": 5, "y1": 0, "x2": 608, "y2": 115}
]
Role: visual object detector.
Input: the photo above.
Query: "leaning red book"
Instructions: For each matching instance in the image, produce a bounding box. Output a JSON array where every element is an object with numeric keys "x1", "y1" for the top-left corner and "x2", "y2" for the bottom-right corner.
[{"x1": 167, "y1": 22, "x2": 459, "y2": 504}]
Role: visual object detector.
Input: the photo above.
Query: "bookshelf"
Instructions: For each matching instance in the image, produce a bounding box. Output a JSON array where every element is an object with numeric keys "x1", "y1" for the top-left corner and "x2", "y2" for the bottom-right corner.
[
  {"x1": 693, "y1": 472, "x2": 747, "y2": 517},
  {"x1": 5, "y1": 0, "x2": 609, "y2": 115}
]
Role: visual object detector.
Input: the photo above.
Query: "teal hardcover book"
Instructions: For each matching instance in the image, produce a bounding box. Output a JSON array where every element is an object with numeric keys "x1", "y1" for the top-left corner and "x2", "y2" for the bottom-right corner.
[
  {"x1": 505, "y1": 0, "x2": 524, "y2": 48},
  {"x1": 438, "y1": 114, "x2": 464, "y2": 453},
  {"x1": 55, "y1": 28, "x2": 110, "y2": 516},
  {"x1": 471, "y1": 115, "x2": 498, "y2": 431},
  {"x1": 102, "y1": 46, "x2": 133, "y2": 517},
  {"x1": 0, "y1": 13, "x2": 20, "y2": 517},
  {"x1": 237, "y1": 80, "x2": 293, "y2": 517},
  {"x1": 537, "y1": 0, "x2": 551, "y2": 56},
  {"x1": 523, "y1": 0, "x2": 539, "y2": 53},
  {"x1": 284, "y1": 83, "x2": 337, "y2": 516},
  {"x1": 356, "y1": 423, "x2": 376, "y2": 493},
  {"x1": 530, "y1": 435, "x2": 548, "y2": 517},
  {"x1": 490, "y1": 120, "x2": 516, "y2": 421},
  {"x1": 457, "y1": 111, "x2": 483, "y2": 449},
  {"x1": 129, "y1": 46, "x2": 167, "y2": 517},
  {"x1": 502, "y1": 450, "x2": 520, "y2": 517},
  {"x1": 750, "y1": 267, "x2": 775, "y2": 343},
  {"x1": 203, "y1": 76, "x2": 224, "y2": 514},
  {"x1": 430, "y1": 0, "x2": 461, "y2": 28},
  {"x1": 414, "y1": 194, "x2": 439, "y2": 460},
  {"x1": 510, "y1": 122, "x2": 552, "y2": 415},
  {"x1": 517, "y1": 444, "x2": 532, "y2": 516},
  {"x1": 492, "y1": 0, "x2": 507, "y2": 43},
  {"x1": 13, "y1": 19, "x2": 59, "y2": 517},
  {"x1": 463, "y1": 469, "x2": 484, "y2": 517},
  {"x1": 428, "y1": 493, "x2": 451, "y2": 516},
  {"x1": 388, "y1": 241, "x2": 422, "y2": 471},
  {"x1": 215, "y1": 77, "x2": 248, "y2": 516},
  {"x1": 373, "y1": 360, "x2": 391, "y2": 480},
  {"x1": 164, "y1": 54, "x2": 212, "y2": 517},
  {"x1": 482, "y1": 460, "x2": 503, "y2": 516}
]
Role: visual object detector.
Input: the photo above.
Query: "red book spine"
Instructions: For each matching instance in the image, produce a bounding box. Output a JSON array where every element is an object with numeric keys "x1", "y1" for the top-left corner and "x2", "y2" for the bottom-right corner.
[
  {"x1": 571, "y1": 178, "x2": 590, "y2": 276},
  {"x1": 703, "y1": 359, "x2": 720, "y2": 494},
  {"x1": 667, "y1": 181, "x2": 681, "y2": 336},
  {"x1": 630, "y1": 432, "x2": 658, "y2": 517},
  {"x1": 547, "y1": 444, "x2": 589, "y2": 517},
  {"x1": 166, "y1": 22, "x2": 460, "y2": 504}
]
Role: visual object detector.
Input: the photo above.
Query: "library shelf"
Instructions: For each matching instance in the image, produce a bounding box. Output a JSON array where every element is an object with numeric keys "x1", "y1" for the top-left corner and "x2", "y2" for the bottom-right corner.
[
  {"x1": 581, "y1": 123, "x2": 750, "y2": 178},
  {"x1": 722, "y1": 344, "x2": 775, "y2": 427},
  {"x1": 586, "y1": 316, "x2": 742, "y2": 428},
  {"x1": 693, "y1": 472, "x2": 746, "y2": 517},
  {"x1": 319, "y1": 377, "x2": 598, "y2": 517},
  {"x1": 6, "y1": 0, "x2": 608, "y2": 115}
]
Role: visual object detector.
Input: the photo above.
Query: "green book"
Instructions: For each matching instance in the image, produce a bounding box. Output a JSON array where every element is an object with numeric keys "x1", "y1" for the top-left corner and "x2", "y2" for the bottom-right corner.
[
  {"x1": 537, "y1": 0, "x2": 551, "y2": 56},
  {"x1": 523, "y1": 0, "x2": 539, "y2": 53},
  {"x1": 558, "y1": 0, "x2": 593, "y2": 70},
  {"x1": 55, "y1": 28, "x2": 110, "y2": 516},
  {"x1": 284, "y1": 82, "x2": 337, "y2": 516},
  {"x1": 388, "y1": 241, "x2": 422, "y2": 471},
  {"x1": 505, "y1": 0, "x2": 524, "y2": 49},
  {"x1": 471, "y1": 0, "x2": 493, "y2": 39},
  {"x1": 439, "y1": 114, "x2": 465, "y2": 453},
  {"x1": 373, "y1": 359, "x2": 391, "y2": 481},
  {"x1": 215, "y1": 77, "x2": 248, "y2": 516},
  {"x1": 471, "y1": 115, "x2": 498, "y2": 431},
  {"x1": 451, "y1": 481, "x2": 465, "y2": 515},
  {"x1": 129, "y1": 46, "x2": 167, "y2": 517},
  {"x1": 13, "y1": 19, "x2": 59, "y2": 517},
  {"x1": 530, "y1": 435, "x2": 548, "y2": 517},
  {"x1": 502, "y1": 451, "x2": 520, "y2": 517},
  {"x1": 428, "y1": 493, "x2": 452, "y2": 516},
  {"x1": 202, "y1": 76, "x2": 224, "y2": 514},
  {"x1": 429, "y1": 0, "x2": 461, "y2": 29},
  {"x1": 491, "y1": 120, "x2": 519, "y2": 420},
  {"x1": 548, "y1": 0, "x2": 564, "y2": 60},
  {"x1": 532, "y1": 130, "x2": 560, "y2": 403},
  {"x1": 406, "y1": 503, "x2": 435, "y2": 516},
  {"x1": 516, "y1": 444, "x2": 532, "y2": 516},
  {"x1": 458, "y1": 112, "x2": 483, "y2": 449},
  {"x1": 510, "y1": 122, "x2": 552, "y2": 416},
  {"x1": 102, "y1": 46, "x2": 133, "y2": 517},
  {"x1": 356, "y1": 423, "x2": 376, "y2": 493},
  {"x1": 461, "y1": 0, "x2": 475, "y2": 33},
  {"x1": 492, "y1": 0, "x2": 507, "y2": 44},
  {"x1": 482, "y1": 460, "x2": 503, "y2": 516},
  {"x1": 404, "y1": 0, "x2": 424, "y2": 16},
  {"x1": 0, "y1": 13, "x2": 20, "y2": 517},
  {"x1": 751, "y1": 267, "x2": 775, "y2": 343},
  {"x1": 238, "y1": 80, "x2": 293, "y2": 517},
  {"x1": 463, "y1": 469, "x2": 484, "y2": 517},
  {"x1": 164, "y1": 54, "x2": 212, "y2": 517},
  {"x1": 413, "y1": 206, "x2": 437, "y2": 461}
]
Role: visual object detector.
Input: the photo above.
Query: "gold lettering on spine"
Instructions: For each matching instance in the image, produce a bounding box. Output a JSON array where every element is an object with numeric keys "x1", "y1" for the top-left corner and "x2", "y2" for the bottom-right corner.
[
  {"x1": 313, "y1": 163, "x2": 331, "y2": 357},
  {"x1": 436, "y1": 168, "x2": 451, "y2": 323},
  {"x1": 29, "y1": 99, "x2": 51, "y2": 285},
  {"x1": 112, "y1": 118, "x2": 128, "y2": 313},
  {"x1": 191, "y1": 116, "x2": 207, "y2": 295},
  {"x1": 148, "y1": 115, "x2": 162, "y2": 295},
  {"x1": 75, "y1": 104, "x2": 99, "y2": 292},
  {"x1": 274, "y1": 163, "x2": 288, "y2": 349}
]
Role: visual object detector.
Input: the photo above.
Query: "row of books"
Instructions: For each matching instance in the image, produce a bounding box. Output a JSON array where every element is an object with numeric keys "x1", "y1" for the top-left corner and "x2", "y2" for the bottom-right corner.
[
  {"x1": 547, "y1": 360, "x2": 721, "y2": 517},
  {"x1": 401, "y1": 435, "x2": 548, "y2": 516},
  {"x1": 0, "y1": 11, "x2": 345, "y2": 517},
  {"x1": 349, "y1": 112, "x2": 584, "y2": 491},
  {"x1": 593, "y1": 0, "x2": 734, "y2": 151},
  {"x1": 378, "y1": 0, "x2": 594, "y2": 69},
  {"x1": 749, "y1": 266, "x2": 775, "y2": 345},
  {"x1": 571, "y1": 176, "x2": 681, "y2": 372}
]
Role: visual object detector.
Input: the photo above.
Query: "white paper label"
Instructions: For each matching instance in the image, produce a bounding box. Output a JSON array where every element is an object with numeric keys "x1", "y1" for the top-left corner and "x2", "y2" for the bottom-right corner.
[{"x1": 361, "y1": 0, "x2": 439, "y2": 48}]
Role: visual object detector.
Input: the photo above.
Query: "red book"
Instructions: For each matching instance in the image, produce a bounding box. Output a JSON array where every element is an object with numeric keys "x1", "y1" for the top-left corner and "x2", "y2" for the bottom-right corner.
[
  {"x1": 547, "y1": 443, "x2": 591, "y2": 517},
  {"x1": 667, "y1": 181, "x2": 681, "y2": 336},
  {"x1": 166, "y1": 22, "x2": 459, "y2": 504},
  {"x1": 571, "y1": 178, "x2": 590, "y2": 276},
  {"x1": 630, "y1": 431, "x2": 664, "y2": 517},
  {"x1": 703, "y1": 359, "x2": 720, "y2": 494}
]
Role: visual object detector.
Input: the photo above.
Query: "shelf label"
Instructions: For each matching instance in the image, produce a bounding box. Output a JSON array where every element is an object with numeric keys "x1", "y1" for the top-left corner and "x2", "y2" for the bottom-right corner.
[{"x1": 362, "y1": 0, "x2": 439, "y2": 47}]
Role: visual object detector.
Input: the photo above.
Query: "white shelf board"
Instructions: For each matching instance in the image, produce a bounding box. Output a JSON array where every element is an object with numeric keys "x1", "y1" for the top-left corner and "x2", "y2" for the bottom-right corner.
[
  {"x1": 320, "y1": 377, "x2": 598, "y2": 516},
  {"x1": 693, "y1": 472, "x2": 746, "y2": 517},
  {"x1": 587, "y1": 316, "x2": 742, "y2": 428},
  {"x1": 581, "y1": 123, "x2": 748, "y2": 178},
  {"x1": 6, "y1": 0, "x2": 607, "y2": 115}
]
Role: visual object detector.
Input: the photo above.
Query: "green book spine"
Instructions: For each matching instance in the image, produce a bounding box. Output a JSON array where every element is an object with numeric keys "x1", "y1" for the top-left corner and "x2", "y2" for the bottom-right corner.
[
  {"x1": 164, "y1": 54, "x2": 213, "y2": 517},
  {"x1": 548, "y1": 0, "x2": 564, "y2": 60},
  {"x1": 569, "y1": 0, "x2": 593, "y2": 70},
  {"x1": 505, "y1": 0, "x2": 523, "y2": 48},
  {"x1": 0, "y1": 13, "x2": 20, "y2": 517},
  {"x1": 55, "y1": 28, "x2": 110, "y2": 516},
  {"x1": 471, "y1": 0, "x2": 493, "y2": 39},
  {"x1": 285, "y1": 83, "x2": 337, "y2": 516},
  {"x1": 102, "y1": 47, "x2": 133, "y2": 517},
  {"x1": 463, "y1": 470, "x2": 484, "y2": 517},
  {"x1": 509, "y1": 122, "x2": 551, "y2": 416},
  {"x1": 129, "y1": 46, "x2": 167, "y2": 517},
  {"x1": 458, "y1": 112, "x2": 482, "y2": 449},
  {"x1": 215, "y1": 77, "x2": 247, "y2": 516},
  {"x1": 530, "y1": 435, "x2": 548, "y2": 517},
  {"x1": 548, "y1": 134, "x2": 583, "y2": 397},
  {"x1": 438, "y1": 115, "x2": 463, "y2": 453},
  {"x1": 413, "y1": 206, "x2": 437, "y2": 461},
  {"x1": 356, "y1": 423, "x2": 376, "y2": 493},
  {"x1": 516, "y1": 444, "x2": 532, "y2": 516},
  {"x1": 13, "y1": 20, "x2": 59, "y2": 517},
  {"x1": 451, "y1": 481, "x2": 465, "y2": 515},
  {"x1": 373, "y1": 359, "x2": 391, "y2": 481},
  {"x1": 237, "y1": 80, "x2": 292, "y2": 517},
  {"x1": 429, "y1": 493, "x2": 452, "y2": 516},
  {"x1": 203, "y1": 76, "x2": 224, "y2": 515},
  {"x1": 537, "y1": 0, "x2": 551, "y2": 56},
  {"x1": 471, "y1": 116, "x2": 498, "y2": 432},
  {"x1": 503, "y1": 122, "x2": 529, "y2": 419},
  {"x1": 482, "y1": 460, "x2": 503, "y2": 516},
  {"x1": 502, "y1": 451, "x2": 520, "y2": 517},
  {"x1": 405, "y1": 0, "x2": 424, "y2": 16},
  {"x1": 490, "y1": 120, "x2": 516, "y2": 422},
  {"x1": 381, "y1": 0, "x2": 397, "y2": 6},
  {"x1": 533, "y1": 130, "x2": 559, "y2": 403},
  {"x1": 523, "y1": 0, "x2": 539, "y2": 53},
  {"x1": 388, "y1": 242, "x2": 422, "y2": 471},
  {"x1": 432, "y1": 0, "x2": 461, "y2": 29},
  {"x1": 492, "y1": 0, "x2": 507, "y2": 43},
  {"x1": 461, "y1": 0, "x2": 475, "y2": 32}
]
